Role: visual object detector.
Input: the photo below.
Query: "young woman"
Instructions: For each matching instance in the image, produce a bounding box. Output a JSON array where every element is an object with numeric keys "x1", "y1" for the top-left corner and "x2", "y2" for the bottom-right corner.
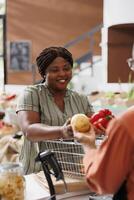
[{"x1": 16, "y1": 46, "x2": 94, "y2": 174}]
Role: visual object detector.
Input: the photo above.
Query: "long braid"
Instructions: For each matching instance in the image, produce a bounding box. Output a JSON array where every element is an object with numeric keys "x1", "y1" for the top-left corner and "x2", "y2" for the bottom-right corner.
[{"x1": 36, "y1": 46, "x2": 73, "y2": 81}]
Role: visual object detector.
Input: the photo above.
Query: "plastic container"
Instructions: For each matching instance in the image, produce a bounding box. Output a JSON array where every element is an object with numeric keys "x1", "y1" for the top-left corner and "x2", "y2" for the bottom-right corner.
[{"x1": 0, "y1": 162, "x2": 25, "y2": 200}]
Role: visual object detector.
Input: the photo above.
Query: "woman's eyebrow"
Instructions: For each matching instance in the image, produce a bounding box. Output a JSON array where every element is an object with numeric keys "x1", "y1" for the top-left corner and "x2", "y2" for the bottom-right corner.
[{"x1": 49, "y1": 63, "x2": 70, "y2": 68}]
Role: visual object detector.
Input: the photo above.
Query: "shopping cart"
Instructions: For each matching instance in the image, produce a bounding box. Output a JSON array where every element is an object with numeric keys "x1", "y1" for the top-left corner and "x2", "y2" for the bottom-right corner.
[
  {"x1": 35, "y1": 137, "x2": 105, "y2": 200},
  {"x1": 42, "y1": 139, "x2": 85, "y2": 179},
  {"x1": 35, "y1": 139, "x2": 86, "y2": 200}
]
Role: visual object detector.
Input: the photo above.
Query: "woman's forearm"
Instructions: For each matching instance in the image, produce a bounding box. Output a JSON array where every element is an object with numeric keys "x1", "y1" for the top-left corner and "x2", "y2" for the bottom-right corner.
[{"x1": 25, "y1": 123, "x2": 63, "y2": 141}]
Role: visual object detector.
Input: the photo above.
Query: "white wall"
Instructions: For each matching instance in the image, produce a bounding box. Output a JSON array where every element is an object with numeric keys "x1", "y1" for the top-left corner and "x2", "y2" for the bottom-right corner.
[
  {"x1": 104, "y1": 0, "x2": 134, "y2": 27},
  {"x1": 101, "y1": 0, "x2": 134, "y2": 86},
  {"x1": 71, "y1": 56, "x2": 106, "y2": 94}
]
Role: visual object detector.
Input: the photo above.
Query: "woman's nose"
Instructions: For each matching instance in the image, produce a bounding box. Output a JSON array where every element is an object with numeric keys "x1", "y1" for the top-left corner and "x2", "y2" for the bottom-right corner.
[{"x1": 58, "y1": 69, "x2": 66, "y2": 75}]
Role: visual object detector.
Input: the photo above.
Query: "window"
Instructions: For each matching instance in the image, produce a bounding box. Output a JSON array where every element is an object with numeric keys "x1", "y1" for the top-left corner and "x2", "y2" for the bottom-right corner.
[{"x1": 9, "y1": 41, "x2": 31, "y2": 71}]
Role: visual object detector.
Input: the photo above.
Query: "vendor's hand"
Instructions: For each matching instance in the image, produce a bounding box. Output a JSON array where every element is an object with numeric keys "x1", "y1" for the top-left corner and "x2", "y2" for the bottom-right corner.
[
  {"x1": 62, "y1": 118, "x2": 73, "y2": 138},
  {"x1": 73, "y1": 125, "x2": 96, "y2": 148}
]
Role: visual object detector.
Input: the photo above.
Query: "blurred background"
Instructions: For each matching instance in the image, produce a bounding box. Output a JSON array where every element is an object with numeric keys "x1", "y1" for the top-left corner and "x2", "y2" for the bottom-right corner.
[
  {"x1": 0, "y1": 0, "x2": 134, "y2": 95},
  {"x1": 5, "y1": 0, "x2": 103, "y2": 87}
]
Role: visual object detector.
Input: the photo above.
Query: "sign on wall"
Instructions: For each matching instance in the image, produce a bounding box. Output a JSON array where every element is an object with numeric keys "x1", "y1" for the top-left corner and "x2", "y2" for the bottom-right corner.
[{"x1": 9, "y1": 41, "x2": 31, "y2": 71}]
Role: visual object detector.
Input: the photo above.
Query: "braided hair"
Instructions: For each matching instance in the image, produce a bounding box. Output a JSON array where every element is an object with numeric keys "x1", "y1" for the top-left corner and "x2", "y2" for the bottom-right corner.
[{"x1": 36, "y1": 46, "x2": 73, "y2": 82}]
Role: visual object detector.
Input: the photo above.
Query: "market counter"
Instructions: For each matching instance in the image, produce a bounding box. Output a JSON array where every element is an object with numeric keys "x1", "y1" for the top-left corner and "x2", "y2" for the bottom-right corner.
[{"x1": 25, "y1": 174, "x2": 90, "y2": 200}]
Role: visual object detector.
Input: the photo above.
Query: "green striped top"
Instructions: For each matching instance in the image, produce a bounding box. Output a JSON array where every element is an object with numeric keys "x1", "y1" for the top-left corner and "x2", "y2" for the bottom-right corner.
[{"x1": 16, "y1": 83, "x2": 94, "y2": 174}]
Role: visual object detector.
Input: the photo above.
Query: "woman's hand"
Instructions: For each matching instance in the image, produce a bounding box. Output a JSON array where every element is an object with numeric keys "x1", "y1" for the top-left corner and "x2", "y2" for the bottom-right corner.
[{"x1": 62, "y1": 118, "x2": 73, "y2": 138}]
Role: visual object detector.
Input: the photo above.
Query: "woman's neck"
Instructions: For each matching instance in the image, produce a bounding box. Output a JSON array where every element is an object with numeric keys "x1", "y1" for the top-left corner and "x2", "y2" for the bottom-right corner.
[
  {"x1": 46, "y1": 85, "x2": 66, "y2": 112},
  {"x1": 46, "y1": 85, "x2": 67, "y2": 98}
]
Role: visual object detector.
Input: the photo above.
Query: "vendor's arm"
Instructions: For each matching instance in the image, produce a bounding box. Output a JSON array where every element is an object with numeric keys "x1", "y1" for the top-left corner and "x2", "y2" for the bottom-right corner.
[{"x1": 17, "y1": 110, "x2": 72, "y2": 141}]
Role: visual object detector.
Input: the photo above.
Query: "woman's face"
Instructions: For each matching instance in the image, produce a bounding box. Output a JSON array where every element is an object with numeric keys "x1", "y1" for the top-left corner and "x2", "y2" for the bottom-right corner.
[{"x1": 45, "y1": 57, "x2": 72, "y2": 92}]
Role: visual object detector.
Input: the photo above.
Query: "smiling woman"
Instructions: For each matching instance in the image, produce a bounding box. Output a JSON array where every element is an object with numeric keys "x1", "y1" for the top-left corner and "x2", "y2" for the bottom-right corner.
[{"x1": 16, "y1": 46, "x2": 94, "y2": 174}]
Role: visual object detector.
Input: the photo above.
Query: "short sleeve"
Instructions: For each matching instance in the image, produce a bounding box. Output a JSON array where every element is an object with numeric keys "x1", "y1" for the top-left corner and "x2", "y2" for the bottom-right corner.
[
  {"x1": 81, "y1": 94, "x2": 94, "y2": 116},
  {"x1": 16, "y1": 86, "x2": 40, "y2": 113}
]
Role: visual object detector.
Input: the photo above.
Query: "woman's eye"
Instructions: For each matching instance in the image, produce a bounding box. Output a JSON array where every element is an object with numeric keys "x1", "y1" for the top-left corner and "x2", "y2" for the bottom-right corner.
[
  {"x1": 47, "y1": 65, "x2": 71, "y2": 73},
  {"x1": 48, "y1": 68, "x2": 59, "y2": 73},
  {"x1": 64, "y1": 66, "x2": 72, "y2": 71},
  {"x1": 52, "y1": 69, "x2": 59, "y2": 72}
]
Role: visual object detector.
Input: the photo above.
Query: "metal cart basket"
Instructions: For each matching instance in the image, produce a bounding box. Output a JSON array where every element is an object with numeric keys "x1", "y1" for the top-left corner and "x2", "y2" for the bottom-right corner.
[{"x1": 42, "y1": 139, "x2": 85, "y2": 179}]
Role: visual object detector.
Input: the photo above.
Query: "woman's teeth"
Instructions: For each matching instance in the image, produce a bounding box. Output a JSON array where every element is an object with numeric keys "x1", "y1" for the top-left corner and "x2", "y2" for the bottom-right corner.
[{"x1": 58, "y1": 79, "x2": 66, "y2": 83}]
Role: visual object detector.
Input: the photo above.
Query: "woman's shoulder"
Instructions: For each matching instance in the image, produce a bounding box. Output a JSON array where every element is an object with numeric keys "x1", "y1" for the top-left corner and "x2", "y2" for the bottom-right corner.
[{"x1": 24, "y1": 84, "x2": 45, "y2": 92}]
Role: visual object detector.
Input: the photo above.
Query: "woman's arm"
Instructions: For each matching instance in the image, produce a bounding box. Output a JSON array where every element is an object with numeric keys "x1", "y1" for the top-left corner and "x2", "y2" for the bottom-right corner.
[
  {"x1": 73, "y1": 118, "x2": 133, "y2": 194},
  {"x1": 17, "y1": 110, "x2": 72, "y2": 142}
]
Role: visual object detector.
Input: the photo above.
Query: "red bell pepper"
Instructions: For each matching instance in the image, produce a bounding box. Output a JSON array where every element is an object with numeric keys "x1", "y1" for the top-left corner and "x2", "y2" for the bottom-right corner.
[
  {"x1": 90, "y1": 108, "x2": 114, "y2": 132},
  {"x1": 90, "y1": 111, "x2": 106, "y2": 123},
  {"x1": 101, "y1": 109, "x2": 112, "y2": 116},
  {"x1": 94, "y1": 115, "x2": 112, "y2": 130}
]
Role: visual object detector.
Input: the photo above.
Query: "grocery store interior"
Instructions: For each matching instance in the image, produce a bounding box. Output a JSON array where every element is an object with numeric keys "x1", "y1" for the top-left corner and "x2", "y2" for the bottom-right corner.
[{"x1": 0, "y1": 0, "x2": 134, "y2": 199}]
